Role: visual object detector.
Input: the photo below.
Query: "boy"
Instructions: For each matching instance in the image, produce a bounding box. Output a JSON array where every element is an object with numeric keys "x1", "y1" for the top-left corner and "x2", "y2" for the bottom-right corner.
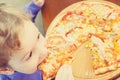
[{"x1": 0, "y1": 0, "x2": 48, "y2": 80}]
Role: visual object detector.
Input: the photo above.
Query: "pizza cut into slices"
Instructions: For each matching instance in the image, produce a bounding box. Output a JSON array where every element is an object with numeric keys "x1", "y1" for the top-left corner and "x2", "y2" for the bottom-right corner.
[{"x1": 38, "y1": 1, "x2": 120, "y2": 80}]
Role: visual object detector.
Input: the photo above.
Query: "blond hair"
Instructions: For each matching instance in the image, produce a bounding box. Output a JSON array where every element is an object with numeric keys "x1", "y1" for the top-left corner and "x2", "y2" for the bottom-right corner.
[{"x1": 0, "y1": 3, "x2": 30, "y2": 68}]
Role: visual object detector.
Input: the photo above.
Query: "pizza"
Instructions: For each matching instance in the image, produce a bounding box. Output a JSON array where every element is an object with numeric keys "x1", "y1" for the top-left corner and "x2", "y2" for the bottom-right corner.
[{"x1": 39, "y1": 1, "x2": 120, "y2": 80}]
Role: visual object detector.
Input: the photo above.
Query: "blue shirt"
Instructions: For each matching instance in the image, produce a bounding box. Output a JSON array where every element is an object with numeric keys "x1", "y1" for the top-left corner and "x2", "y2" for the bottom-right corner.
[
  {"x1": 0, "y1": 1, "x2": 43, "y2": 80},
  {"x1": 0, "y1": 70, "x2": 43, "y2": 80}
]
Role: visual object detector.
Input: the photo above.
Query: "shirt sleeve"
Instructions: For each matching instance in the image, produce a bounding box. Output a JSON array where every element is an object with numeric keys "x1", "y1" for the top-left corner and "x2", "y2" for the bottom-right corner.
[{"x1": 22, "y1": 1, "x2": 41, "y2": 22}]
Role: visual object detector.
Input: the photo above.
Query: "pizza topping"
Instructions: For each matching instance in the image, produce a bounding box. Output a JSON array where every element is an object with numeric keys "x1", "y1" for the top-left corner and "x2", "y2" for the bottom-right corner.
[
  {"x1": 113, "y1": 36, "x2": 120, "y2": 54},
  {"x1": 47, "y1": 35, "x2": 66, "y2": 47}
]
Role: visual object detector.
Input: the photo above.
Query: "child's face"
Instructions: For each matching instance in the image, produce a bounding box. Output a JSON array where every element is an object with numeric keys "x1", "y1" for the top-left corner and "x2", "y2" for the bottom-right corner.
[{"x1": 7, "y1": 21, "x2": 48, "y2": 74}]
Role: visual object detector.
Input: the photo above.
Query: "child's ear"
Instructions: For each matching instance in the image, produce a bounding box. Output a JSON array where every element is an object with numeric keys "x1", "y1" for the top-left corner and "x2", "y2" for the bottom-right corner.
[
  {"x1": 0, "y1": 54, "x2": 14, "y2": 74},
  {"x1": 0, "y1": 63, "x2": 14, "y2": 75},
  {"x1": 0, "y1": 67, "x2": 14, "y2": 75}
]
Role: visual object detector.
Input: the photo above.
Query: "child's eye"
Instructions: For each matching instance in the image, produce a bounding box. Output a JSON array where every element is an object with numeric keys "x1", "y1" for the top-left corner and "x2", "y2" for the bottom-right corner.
[
  {"x1": 37, "y1": 33, "x2": 40, "y2": 39},
  {"x1": 24, "y1": 52, "x2": 32, "y2": 61},
  {"x1": 29, "y1": 52, "x2": 32, "y2": 58}
]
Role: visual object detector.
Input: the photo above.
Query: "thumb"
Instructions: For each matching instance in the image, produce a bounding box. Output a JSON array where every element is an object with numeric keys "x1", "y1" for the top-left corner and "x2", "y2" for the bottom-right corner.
[{"x1": 55, "y1": 64, "x2": 74, "y2": 80}]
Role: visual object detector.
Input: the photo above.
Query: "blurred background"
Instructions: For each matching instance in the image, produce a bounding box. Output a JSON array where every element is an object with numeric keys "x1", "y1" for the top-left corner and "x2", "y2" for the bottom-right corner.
[{"x1": 0, "y1": 0, "x2": 45, "y2": 35}]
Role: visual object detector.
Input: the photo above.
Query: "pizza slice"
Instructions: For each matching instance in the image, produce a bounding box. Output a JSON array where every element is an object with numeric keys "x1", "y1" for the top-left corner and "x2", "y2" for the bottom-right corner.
[{"x1": 88, "y1": 36, "x2": 117, "y2": 74}]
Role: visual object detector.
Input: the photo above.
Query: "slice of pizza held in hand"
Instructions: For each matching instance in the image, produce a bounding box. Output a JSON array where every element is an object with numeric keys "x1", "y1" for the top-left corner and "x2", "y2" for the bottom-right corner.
[{"x1": 39, "y1": 1, "x2": 120, "y2": 80}]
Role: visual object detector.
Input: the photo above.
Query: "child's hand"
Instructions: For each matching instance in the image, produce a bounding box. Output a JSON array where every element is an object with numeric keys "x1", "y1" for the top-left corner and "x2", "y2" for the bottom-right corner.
[
  {"x1": 55, "y1": 64, "x2": 74, "y2": 80},
  {"x1": 33, "y1": 0, "x2": 45, "y2": 7}
]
